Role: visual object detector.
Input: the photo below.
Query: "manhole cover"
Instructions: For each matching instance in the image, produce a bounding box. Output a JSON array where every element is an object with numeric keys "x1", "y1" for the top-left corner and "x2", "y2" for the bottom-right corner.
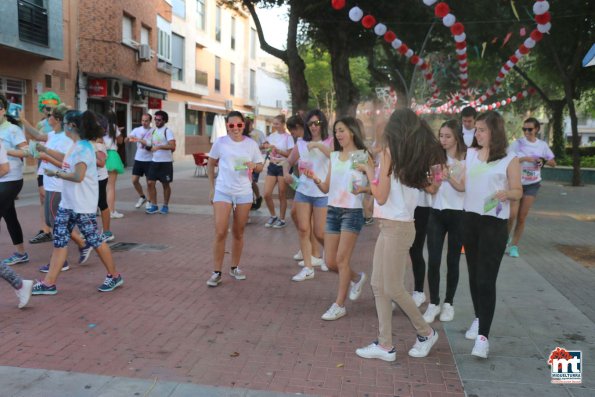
[
  {"x1": 557, "y1": 245, "x2": 595, "y2": 268},
  {"x1": 109, "y1": 242, "x2": 168, "y2": 252}
]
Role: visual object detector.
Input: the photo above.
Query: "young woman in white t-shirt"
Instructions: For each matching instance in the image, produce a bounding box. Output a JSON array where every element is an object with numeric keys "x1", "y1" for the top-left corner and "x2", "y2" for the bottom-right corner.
[
  {"x1": 506, "y1": 117, "x2": 555, "y2": 258},
  {"x1": 262, "y1": 114, "x2": 294, "y2": 228},
  {"x1": 461, "y1": 111, "x2": 522, "y2": 359},
  {"x1": 304, "y1": 117, "x2": 370, "y2": 321},
  {"x1": 355, "y1": 109, "x2": 445, "y2": 362},
  {"x1": 206, "y1": 111, "x2": 264, "y2": 287},
  {"x1": 104, "y1": 111, "x2": 125, "y2": 219},
  {"x1": 32, "y1": 110, "x2": 123, "y2": 296}
]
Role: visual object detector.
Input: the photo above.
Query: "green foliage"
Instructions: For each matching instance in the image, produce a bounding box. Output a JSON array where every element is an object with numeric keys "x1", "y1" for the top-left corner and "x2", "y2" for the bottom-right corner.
[{"x1": 558, "y1": 156, "x2": 595, "y2": 168}]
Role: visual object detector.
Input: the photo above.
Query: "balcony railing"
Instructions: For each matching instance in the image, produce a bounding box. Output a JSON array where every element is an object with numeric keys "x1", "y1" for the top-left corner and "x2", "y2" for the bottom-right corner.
[
  {"x1": 18, "y1": 0, "x2": 49, "y2": 46},
  {"x1": 195, "y1": 70, "x2": 208, "y2": 86}
]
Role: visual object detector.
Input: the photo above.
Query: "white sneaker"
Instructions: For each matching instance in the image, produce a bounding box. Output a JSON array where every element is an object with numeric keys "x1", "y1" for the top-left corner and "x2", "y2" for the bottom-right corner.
[
  {"x1": 206, "y1": 272, "x2": 222, "y2": 287},
  {"x1": 439, "y1": 303, "x2": 455, "y2": 322},
  {"x1": 465, "y1": 318, "x2": 479, "y2": 340},
  {"x1": 110, "y1": 210, "x2": 124, "y2": 219},
  {"x1": 356, "y1": 342, "x2": 396, "y2": 362},
  {"x1": 16, "y1": 280, "x2": 33, "y2": 309},
  {"x1": 292, "y1": 267, "x2": 314, "y2": 282},
  {"x1": 349, "y1": 272, "x2": 367, "y2": 301},
  {"x1": 135, "y1": 197, "x2": 147, "y2": 208},
  {"x1": 408, "y1": 329, "x2": 438, "y2": 358},
  {"x1": 145, "y1": 201, "x2": 152, "y2": 210},
  {"x1": 423, "y1": 304, "x2": 441, "y2": 323},
  {"x1": 229, "y1": 267, "x2": 246, "y2": 280},
  {"x1": 298, "y1": 256, "x2": 328, "y2": 271},
  {"x1": 412, "y1": 291, "x2": 426, "y2": 307},
  {"x1": 293, "y1": 249, "x2": 303, "y2": 261},
  {"x1": 321, "y1": 303, "x2": 346, "y2": 321},
  {"x1": 471, "y1": 335, "x2": 489, "y2": 358}
]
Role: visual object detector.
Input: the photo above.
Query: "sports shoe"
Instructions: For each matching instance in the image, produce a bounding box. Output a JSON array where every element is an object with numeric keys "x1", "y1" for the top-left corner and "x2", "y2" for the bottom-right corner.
[
  {"x1": 160, "y1": 205, "x2": 169, "y2": 214},
  {"x1": 364, "y1": 217, "x2": 374, "y2": 226},
  {"x1": 423, "y1": 304, "x2": 441, "y2": 323},
  {"x1": 471, "y1": 335, "x2": 489, "y2": 358},
  {"x1": 293, "y1": 249, "x2": 303, "y2": 261},
  {"x1": 207, "y1": 272, "x2": 222, "y2": 287},
  {"x1": 439, "y1": 303, "x2": 455, "y2": 322},
  {"x1": 509, "y1": 245, "x2": 519, "y2": 258},
  {"x1": 16, "y1": 280, "x2": 33, "y2": 308},
  {"x1": 135, "y1": 197, "x2": 147, "y2": 208},
  {"x1": 110, "y1": 210, "x2": 124, "y2": 219},
  {"x1": 264, "y1": 216, "x2": 278, "y2": 228},
  {"x1": 465, "y1": 318, "x2": 479, "y2": 340},
  {"x1": 2, "y1": 252, "x2": 29, "y2": 266},
  {"x1": 349, "y1": 272, "x2": 367, "y2": 301},
  {"x1": 29, "y1": 230, "x2": 52, "y2": 244},
  {"x1": 412, "y1": 291, "x2": 426, "y2": 308},
  {"x1": 298, "y1": 256, "x2": 328, "y2": 271},
  {"x1": 229, "y1": 267, "x2": 246, "y2": 280},
  {"x1": 79, "y1": 243, "x2": 94, "y2": 264},
  {"x1": 101, "y1": 231, "x2": 115, "y2": 242},
  {"x1": 145, "y1": 204, "x2": 159, "y2": 214},
  {"x1": 272, "y1": 218, "x2": 287, "y2": 228},
  {"x1": 321, "y1": 302, "x2": 347, "y2": 321},
  {"x1": 408, "y1": 329, "x2": 439, "y2": 358},
  {"x1": 146, "y1": 201, "x2": 153, "y2": 210},
  {"x1": 32, "y1": 281, "x2": 57, "y2": 295},
  {"x1": 39, "y1": 261, "x2": 70, "y2": 273},
  {"x1": 355, "y1": 341, "x2": 396, "y2": 362},
  {"x1": 98, "y1": 274, "x2": 124, "y2": 292},
  {"x1": 292, "y1": 267, "x2": 314, "y2": 282}
]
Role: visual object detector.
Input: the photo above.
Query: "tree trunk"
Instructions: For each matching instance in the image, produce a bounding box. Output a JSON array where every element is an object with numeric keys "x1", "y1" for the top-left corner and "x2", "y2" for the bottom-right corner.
[
  {"x1": 564, "y1": 86, "x2": 582, "y2": 186},
  {"x1": 550, "y1": 99, "x2": 566, "y2": 159},
  {"x1": 328, "y1": 30, "x2": 359, "y2": 118}
]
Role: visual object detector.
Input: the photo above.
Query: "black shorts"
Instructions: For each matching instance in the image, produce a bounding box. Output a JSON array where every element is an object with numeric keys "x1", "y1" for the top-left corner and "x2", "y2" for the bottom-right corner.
[
  {"x1": 147, "y1": 162, "x2": 173, "y2": 183},
  {"x1": 132, "y1": 160, "x2": 152, "y2": 177},
  {"x1": 267, "y1": 163, "x2": 284, "y2": 177},
  {"x1": 522, "y1": 182, "x2": 541, "y2": 197},
  {"x1": 37, "y1": 174, "x2": 44, "y2": 187}
]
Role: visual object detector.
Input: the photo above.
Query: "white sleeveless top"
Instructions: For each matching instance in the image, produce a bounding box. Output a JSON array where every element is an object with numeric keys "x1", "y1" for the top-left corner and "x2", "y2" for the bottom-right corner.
[
  {"x1": 433, "y1": 156, "x2": 465, "y2": 211},
  {"x1": 296, "y1": 138, "x2": 330, "y2": 198},
  {"x1": 328, "y1": 151, "x2": 367, "y2": 209},
  {"x1": 373, "y1": 172, "x2": 420, "y2": 222},
  {"x1": 417, "y1": 190, "x2": 433, "y2": 207},
  {"x1": 464, "y1": 148, "x2": 515, "y2": 219}
]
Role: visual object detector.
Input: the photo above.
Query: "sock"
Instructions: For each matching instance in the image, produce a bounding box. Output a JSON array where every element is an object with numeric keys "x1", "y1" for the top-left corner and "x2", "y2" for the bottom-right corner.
[
  {"x1": 214, "y1": 271, "x2": 222, "y2": 275},
  {"x1": 140, "y1": 195, "x2": 146, "y2": 199},
  {"x1": 231, "y1": 266, "x2": 237, "y2": 271}
]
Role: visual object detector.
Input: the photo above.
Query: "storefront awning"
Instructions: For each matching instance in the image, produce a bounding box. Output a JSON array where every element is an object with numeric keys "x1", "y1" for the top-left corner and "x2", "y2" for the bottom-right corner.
[
  {"x1": 133, "y1": 82, "x2": 168, "y2": 100},
  {"x1": 186, "y1": 101, "x2": 226, "y2": 113}
]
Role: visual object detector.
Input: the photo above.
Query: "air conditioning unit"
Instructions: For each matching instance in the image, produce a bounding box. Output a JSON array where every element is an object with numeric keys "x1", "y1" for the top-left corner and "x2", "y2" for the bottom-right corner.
[
  {"x1": 138, "y1": 44, "x2": 151, "y2": 61},
  {"x1": 224, "y1": 99, "x2": 233, "y2": 110},
  {"x1": 107, "y1": 79, "x2": 123, "y2": 98}
]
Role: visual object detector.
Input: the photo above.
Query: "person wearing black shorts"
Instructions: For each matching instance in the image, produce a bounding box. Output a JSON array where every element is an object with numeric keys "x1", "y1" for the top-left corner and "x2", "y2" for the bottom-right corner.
[
  {"x1": 145, "y1": 111, "x2": 176, "y2": 215},
  {"x1": 126, "y1": 114, "x2": 154, "y2": 209}
]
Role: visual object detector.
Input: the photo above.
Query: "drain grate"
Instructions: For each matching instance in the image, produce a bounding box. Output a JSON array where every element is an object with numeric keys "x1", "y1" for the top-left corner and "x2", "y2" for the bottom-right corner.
[{"x1": 109, "y1": 242, "x2": 168, "y2": 252}]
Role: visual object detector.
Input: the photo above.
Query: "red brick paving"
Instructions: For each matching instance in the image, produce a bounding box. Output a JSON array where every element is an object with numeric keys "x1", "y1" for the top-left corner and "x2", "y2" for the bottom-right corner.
[{"x1": 1, "y1": 175, "x2": 465, "y2": 397}]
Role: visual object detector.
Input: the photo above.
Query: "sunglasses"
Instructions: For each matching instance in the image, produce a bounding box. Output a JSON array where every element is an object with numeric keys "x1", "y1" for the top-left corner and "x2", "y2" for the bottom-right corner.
[
  {"x1": 227, "y1": 122, "x2": 244, "y2": 129},
  {"x1": 308, "y1": 120, "x2": 322, "y2": 127},
  {"x1": 154, "y1": 117, "x2": 164, "y2": 122},
  {"x1": 522, "y1": 128, "x2": 534, "y2": 132}
]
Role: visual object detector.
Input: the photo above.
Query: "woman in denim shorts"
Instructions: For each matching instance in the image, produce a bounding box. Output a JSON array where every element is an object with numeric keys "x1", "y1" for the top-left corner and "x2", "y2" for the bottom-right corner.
[{"x1": 304, "y1": 117, "x2": 370, "y2": 321}]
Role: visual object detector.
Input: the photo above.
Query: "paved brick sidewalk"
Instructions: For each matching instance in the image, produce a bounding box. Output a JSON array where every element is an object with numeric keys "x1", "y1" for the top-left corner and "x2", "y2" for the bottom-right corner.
[{"x1": 0, "y1": 165, "x2": 464, "y2": 397}]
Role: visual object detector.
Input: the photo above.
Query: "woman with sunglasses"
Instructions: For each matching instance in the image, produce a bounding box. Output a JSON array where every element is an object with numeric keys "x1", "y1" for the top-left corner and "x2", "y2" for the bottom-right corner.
[
  {"x1": 206, "y1": 111, "x2": 264, "y2": 287},
  {"x1": 283, "y1": 110, "x2": 332, "y2": 281},
  {"x1": 506, "y1": 118, "x2": 555, "y2": 258}
]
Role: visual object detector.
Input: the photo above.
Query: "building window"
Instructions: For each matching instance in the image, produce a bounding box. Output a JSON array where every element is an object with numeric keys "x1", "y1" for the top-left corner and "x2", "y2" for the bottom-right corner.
[
  {"x1": 250, "y1": 69, "x2": 256, "y2": 100},
  {"x1": 185, "y1": 108, "x2": 204, "y2": 136},
  {"x1": 250, "y1": 28, "x2": 257, "y2": 60},
  {"x1": 214, "y1": 57, "x2": 221, "y2": 92},
  {"x1": 157, "y1": 16, "x2": 171, "y2": 62},
  {"x1": 172, "y1": 0, "x2": 186, "y2": 19},
  {"x1": 45, "y1": 74, "x2": 52, "y2": 88},
  {"x1": 122, "y1": 15, "x2": 133, "y2": 45},
  {"x1": 172, "y1": 33, "x2": 185, "y2": 81},
  {"x1": 231, "y1": 17, "x2": 236, "y2": 50},
  {"x1": 141, "y1": 26, "x2": 150, "y2": 46},
  {"x1": 230, "y1": 63, "x2": 235, "y2": 96},
  {"x1": 17, "y1": 0, "x2": 48, "y2": 46},
  {"x1": 196, "y1": 0, "x2": 206, "y2": 31},
  {"x1": 215, "y1": 6, "x2": 221, "y2": 42}
]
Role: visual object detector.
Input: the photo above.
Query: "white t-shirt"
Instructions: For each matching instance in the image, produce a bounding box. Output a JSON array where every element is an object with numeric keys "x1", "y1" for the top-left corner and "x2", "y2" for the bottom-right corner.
[
  {"x1": 38, "y1": 130, "x2": 56, "y2": 176},
  {"x1": 0, "y1": 142, "x2": 8, "y2": 164},
  {"x1": 42, "y1": 131, "x2": 73, "y2": 192},
  {"x1": 462, "y1": 127, "x2": 475, "y2": 148},
  {"x1": 150, "y1": 126, "x2": 175, "y2": 162},
  {"x1": 129, "y1": 126, "x2": 154, "y2": 162},
  {"x1": 209, "y1": 135, "x2": 264, "y2": 196},
  {"x1": 103, "y1": 125, "x2": 121, "y2": 151},
  {"x1": 328, "y1": 151, "x2": 367, "y2": 209},
  {"x1": 433, "y1": 156, "x2": 465, "y2": 211},
  {"x1": 373, "y1": 174, "x2": 420, "y2": 222},
  {"x1": 249, "y1": 128, "x2": 266, "y2": 148},
  {"x1": 0, "y1": 121, "x2": 26, "y2": 182},
  {"x1": 266, "y1": 131, "x2": 294, "y2": 160},
  {"x1": 60, "y1": 140, "x2": 99, "y2": 214},
  {"x1": 94, "y1": 141, "x2": 108, "y2": 181},
  {"x1": 508, "y1": 137, "x2": 554, "y2": 185},
  {"x1": 417, "y1": 190, "x2": 433, "y2": 207},
  {"x1": 464, "y1": 148, "x2": 515, "y2": 220},
  {"x1": 296, "y1": 138, "x2": 331, "y2": 198}
]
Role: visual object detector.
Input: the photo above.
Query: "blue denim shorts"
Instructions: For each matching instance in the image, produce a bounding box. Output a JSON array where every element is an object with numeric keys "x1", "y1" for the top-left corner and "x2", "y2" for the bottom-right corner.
[
  {"x1": 325, "y1": 206, "x2": 364, "y2": 234},
  {"x1": 522, "y1": 182, "x2": 541, "y2": 197},
  {"x1": 213, "y1": 190, "x2": 253, "y2": 205},
  {"x1": 294, "y1": 190, "x2": 328, "y2": 208},
  {"x1": 267, "y1": 163, "x2": 284, "y2": 177}
]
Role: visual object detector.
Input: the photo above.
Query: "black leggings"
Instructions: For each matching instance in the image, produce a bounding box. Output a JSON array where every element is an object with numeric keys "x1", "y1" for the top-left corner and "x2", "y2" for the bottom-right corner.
[
  {"x1": 98, "y1": 178, "x2": 108, "y2": 211},
  {"x1": 427, "y1": 209, "x2": 463, "y2": 305},
  {"x1": 410, "y1": 206, "x2": 430, "y2": 293},
  {"x1": 462, "y1": 211, "x2": 508, "y2": 338},
  {"x1": 0, "y1": 179, "x2": 24, "y2": 246}
]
